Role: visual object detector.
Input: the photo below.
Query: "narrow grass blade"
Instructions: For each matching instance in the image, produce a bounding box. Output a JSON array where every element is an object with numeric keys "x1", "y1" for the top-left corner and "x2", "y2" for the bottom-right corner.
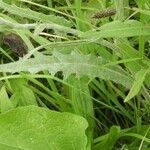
[
  {"x1": 80, "y1": 20, "x2": 150, "y2": 40},
  {"x1": 124, "y1": 69, "x2": 149, "y2": 102}
]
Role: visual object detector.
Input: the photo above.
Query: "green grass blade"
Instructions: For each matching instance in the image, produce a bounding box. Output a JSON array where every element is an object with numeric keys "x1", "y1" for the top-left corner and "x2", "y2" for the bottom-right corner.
[
  {"x1": 124, "y1": 68, "x2": 149, "y2": 102},
  {"x1": 81, "y1": 20, "x2": 150, "y2": 39}
]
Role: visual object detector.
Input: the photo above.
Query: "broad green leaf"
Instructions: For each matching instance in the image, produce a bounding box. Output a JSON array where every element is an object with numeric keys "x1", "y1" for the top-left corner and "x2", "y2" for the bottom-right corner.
[
  {"x1": 0, "y1": 106, "x2": 88, "y2": 150},
  {"x1": 0, "y1": 86, "x2": 14, "y2": 113},
  {"x1": 0, "y1": 51, "x2": 133, "y2": 88},
  {"x1": 124, "y1": 69, "x2": 149, "y2": 102},
  {"x1": 80, "y1": 20, "x2": 150, "y2": 40}
]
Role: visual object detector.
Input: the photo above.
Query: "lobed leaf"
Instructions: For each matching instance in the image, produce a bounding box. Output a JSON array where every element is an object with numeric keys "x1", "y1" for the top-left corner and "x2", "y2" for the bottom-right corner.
[{"x1": 0, "y1": 51, "x2": 133, "y2": 88}]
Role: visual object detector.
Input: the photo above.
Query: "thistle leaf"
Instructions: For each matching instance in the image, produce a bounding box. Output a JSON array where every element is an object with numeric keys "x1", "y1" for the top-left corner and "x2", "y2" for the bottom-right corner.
[{"x1": 0, "y1": 51, "x2": 133, "y2": 88}]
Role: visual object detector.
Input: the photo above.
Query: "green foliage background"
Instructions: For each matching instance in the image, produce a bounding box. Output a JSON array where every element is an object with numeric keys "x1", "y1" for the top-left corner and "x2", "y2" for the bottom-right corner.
[{"x1": 0, "y1": 0, "x2": 150, "y2": 149}]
